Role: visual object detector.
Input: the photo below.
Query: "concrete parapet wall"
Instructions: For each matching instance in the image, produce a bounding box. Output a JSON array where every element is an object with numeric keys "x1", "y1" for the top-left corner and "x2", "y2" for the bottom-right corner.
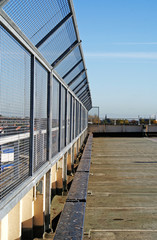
[
  {"x1": 88, "y1": 125, "x2": 143, "y2": 133},
  {"x1": 106, "y1": 125, "x2": 143, "y2": 133},
  {"x1": 146, "y1": 125, "x2": 157, "y2": 133}
]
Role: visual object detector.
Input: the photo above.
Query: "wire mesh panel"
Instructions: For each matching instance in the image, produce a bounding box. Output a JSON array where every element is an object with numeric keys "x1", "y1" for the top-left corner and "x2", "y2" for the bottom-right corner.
[
  {"x1": 83, "y1": 108, "x2": 86, "y2": 130},
  {"x1": 79, "y1": 103, "x2": 81, "y2": 134},
  {"x1": 76, "y1": 102, "x2": 80, "y2": 136},
  {"x1": 60, "y1": 86, "x2": 66, "y2": 150},
  {"x1": 38, "y1": 18, "x2": 77, "y2": 65},
  {"x1": 86, "y1": 111, "x2": 88, "y2": 128},
  {"x1": 66, "y1": 92, "x2": 71, "y2": 145},
  {"x1": 3, "y1": 0, "x2": 92, "y2": 109},
  {"x1": 76, "y1": 86, "x2": 88, "y2": 98},
  {"x1": 73, "y1": 80, "x2": 87, "y2": 94},
  {"x1": 0, "y1": 0, "x2": 91, "y2": 206},
  {"x1": 82, "y1": 96, "x2": 89, "y2": 106},
  {"x1": 81, "y1": 106, "x2": 83, "y2": 132},
  {"x1": 0, "y1": 26, "x2": 31, "y2": 200},
  {"x1": 34, "y1": 60, "x2": 48, "y2": 171},
  {"x1": 3, "y1": 0, "x2": 77, "y2": 67},
  {"x1": 83, "y1": 108, "x2": 86, "y2": 129},
  {"x1": 82, "y1": 108, "x2": 84, "y2": 130},
  {"x1": 72, "y1": 98, "x2": 76, "y2": 140},
  {"x1": 75, "y1": 101, "x2": 78, "y2": 137},
  {"x1": 83, "y1": 107, "x2": 86, "y2": 131},
  {"x1": 88, "y1": 107, "x2": 99, "y2": 124},
  {"x1": 70, "y1": 97, "x2": 73, "y2": 142},
  {"x1": 52, "y1": 77, "x2": 60, "y2": 157},
  {"x1": 70, "y1": 72, "x2": 86, "y2": 91},
  {"x1": 3, "y1": 0, "x2": 71, "y2": 46},
  {"x1": 63, "y1": 62, "x2": 84, "y2": 85},
  {"x1": 54, "y1": 46, "x2": 82, "y2": 77}
]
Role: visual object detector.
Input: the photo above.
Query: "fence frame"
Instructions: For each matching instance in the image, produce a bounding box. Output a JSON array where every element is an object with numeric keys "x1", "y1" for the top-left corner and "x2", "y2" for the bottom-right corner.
[{"x1": 0, "y1": 9, "x2": 88, "y2": 219}]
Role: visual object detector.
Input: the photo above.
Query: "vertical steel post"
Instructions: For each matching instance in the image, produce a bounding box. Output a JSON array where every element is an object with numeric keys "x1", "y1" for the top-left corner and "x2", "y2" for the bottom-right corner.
[
  {"x1": 65, "y1": 89, "x2": 67, "y2": 147},
  {"x1": 73, "y1": 99, "x2": 75, "y2": 139},
  {"x1": 47, "y1": 71, "x2": 52, "y2": 162},
  {"x1": 75, "y1": 102, "x2": 77, "y2": 137},
  {"x1": 70, "y1": 96, "x2": 73, "y2": 141},
  {"x1": 58, "y1": 84, "x2": 61, "y2": 152},
  {"x1": 80, "y1": 104, "x2": 81, "y2": 133},
  {"x1": 29, "y1": 55, "x2": 35, "y2": 176},
  {"x1": 72, "y1": 98, "x2": 74, "y2": 140},
  {"x1": 78, "y1": 103, "x2": 79, "y2": 135}
]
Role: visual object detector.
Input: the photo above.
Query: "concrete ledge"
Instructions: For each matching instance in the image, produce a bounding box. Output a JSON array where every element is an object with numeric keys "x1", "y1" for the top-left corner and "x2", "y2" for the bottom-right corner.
[
  {"x1": 66, "y1": 172, "x2": 89, "y2": 202},
  {"x1": 54, "y1": 202, "x2": 86, "y2": 240},
  {"x1": 53, "y1": 134, "x2": 93, "y2": 239}
]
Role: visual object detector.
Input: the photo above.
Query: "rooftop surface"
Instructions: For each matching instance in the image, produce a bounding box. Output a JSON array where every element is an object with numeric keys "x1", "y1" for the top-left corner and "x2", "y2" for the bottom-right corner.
[{"x1": 84, "y1": 137, "x2": 157, "y2": 240}]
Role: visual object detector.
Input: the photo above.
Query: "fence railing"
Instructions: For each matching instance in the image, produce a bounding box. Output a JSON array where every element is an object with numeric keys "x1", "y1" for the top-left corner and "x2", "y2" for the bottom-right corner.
[{"x1": 0, "y1": 4, "x2": 88, "y2": 201}]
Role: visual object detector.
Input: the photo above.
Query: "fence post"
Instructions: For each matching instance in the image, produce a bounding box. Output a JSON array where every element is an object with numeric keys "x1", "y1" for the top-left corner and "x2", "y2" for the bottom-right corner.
[
  {"x1": 29, "y1": 55, "x2": 35, "y2": 176},
  {"x1": 58, "y1": 84, "x2": 61, "y2": 152},
  {"x1": 47, "y1": 72, "x2": 52, "y2": 162},
  {"x1": 65, "y1": 90, "x2": 68, "y2": 147}
]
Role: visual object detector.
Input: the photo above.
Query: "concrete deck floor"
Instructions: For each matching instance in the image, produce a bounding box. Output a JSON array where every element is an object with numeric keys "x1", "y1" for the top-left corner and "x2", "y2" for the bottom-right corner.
[{"x1": 83, "y1": 138, "x2": 157, "y2": 240}]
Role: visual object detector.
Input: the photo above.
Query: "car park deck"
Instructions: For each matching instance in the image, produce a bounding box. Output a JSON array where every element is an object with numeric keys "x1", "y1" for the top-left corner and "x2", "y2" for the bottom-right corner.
[{"x1": 83, "y1": 137, "x2": 157, "y2": 240}]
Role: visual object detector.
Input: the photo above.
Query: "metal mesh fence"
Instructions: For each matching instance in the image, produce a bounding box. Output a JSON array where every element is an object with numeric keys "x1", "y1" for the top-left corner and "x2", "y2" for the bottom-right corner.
[
  {"x1": 81, "y1": 108, "x2": 84, "y2": 131},
  {"x1": 0, "y1": 26, "x2": 31, "y2": 200},
  {"x1": 70, "y1": 94, "x2": 73, "y2": 142},
  {"x1": 79, "y1": 104, "x2": 81, "y2": 134},
  {"x1": 3, "y1": 0, "x2": 92, "y2": 109},
  {"x1": 52, "y1": 77, "x2": 60, "y2": 157},
  {"x1": 38, "y1": 17, "x2": 77, "y2": 65},
  {"x1": 54, "y1": 46, "x2": 81, "y2": 77},
  {"x1": 66, "y1": 92, "x2": 71, "y2": 145},
  {"x1": 74, "y1": 80, "x2": 87, "y2": 95},
  {"x1": 3, "y1": 0, "x2": 70, "y2": 46},
  {"x1": 88, "y1": 107, "x2": 99, "y2": 124},
  {"x1": 60, "y1": 86, "x2": 66, "y2": 150},
  {"x1": 75, "y1": 101, "x2": 79, "y2": 137},
  {"x1": 82, "y1": 107, "x2": 87, "y2": 130},
  {"x1": 0, "y1": 0, "x2": 89, "y2": 201},
  {"x1": 63, "y1": 61, "x2": 84, "y2": 85},
  {"x1": 72, "y1": 98, "x2": 76, "y2": 140},
  {"x1": 34, "y1": 60, "x2": 48, "y2": 171},
  {"x1": 70, "y1": 72, "x2": 86, "y2": 91},
  {"x1": 76, "y1": 86, "x2": 88, "y2": 98}
]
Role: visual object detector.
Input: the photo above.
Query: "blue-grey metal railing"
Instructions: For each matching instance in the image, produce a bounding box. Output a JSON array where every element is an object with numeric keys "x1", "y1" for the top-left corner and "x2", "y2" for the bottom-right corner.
[{"x1": 0, "y1": 0, "x2": 90, "y2": 201}]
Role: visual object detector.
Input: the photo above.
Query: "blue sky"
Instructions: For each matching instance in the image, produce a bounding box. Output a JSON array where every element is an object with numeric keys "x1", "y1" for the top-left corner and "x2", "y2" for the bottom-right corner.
[{"x1": 73, "y1": 0, "x2": 157, "y2": 118}]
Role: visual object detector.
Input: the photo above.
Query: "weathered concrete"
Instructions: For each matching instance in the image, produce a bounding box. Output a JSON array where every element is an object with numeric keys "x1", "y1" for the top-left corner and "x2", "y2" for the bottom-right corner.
[
  {"x1": 146, "y1": 125, "x2": 157, "y2": 133},
  {"x1": 88, "y1": 125, "x2": 143, "y2": 133},
  {"x1": 84, "y1": 138, "x2": 157, "y2": 240}
]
